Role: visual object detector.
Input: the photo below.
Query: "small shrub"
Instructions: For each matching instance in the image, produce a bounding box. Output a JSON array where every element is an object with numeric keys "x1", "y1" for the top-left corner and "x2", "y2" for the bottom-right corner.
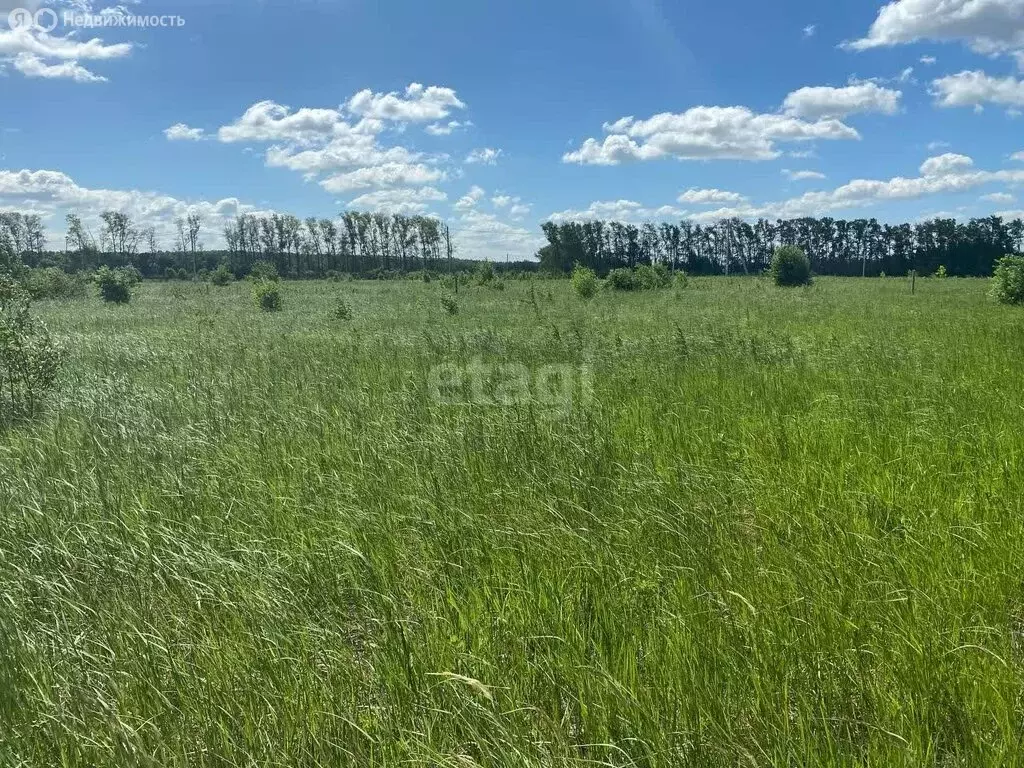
[
  {"x1": 21, "y1": 268, "x2": 87, "y2": 300},
  {"x1": 252, "y1": 280, "x2": 282, "y2": 312},
  {"x1": 211, "y1": 264, "x2": 233, "y2": 286},
  {"x1": 635, "y1": 263, "x2": 672, "y2": 290},
  {"x1": 363, "y1": 267, "x2": 402, "y2": 281},
  {"x1": 991, "y1": 255, "x2": 1024, "y2": 305},
  {"x1": 332, "y1": 298, "x2": 353, "y2": 321},
  {"x1": 0, "y1": 275, "x2": 62, "y2": 423},
  {"x1": 440, "y1": 293, "x2": 459, "y2": 315},
  {"x1": 570, "y1": 264, "x2": 599, "y2": 299},
  {"x1": 120, "y1": 265, "x2": 143, "y2": 286},
  {"x1": 249, "y1": 260, "x2": 280, "y2": 282},
  {"x1": 674, "y1": 270, "x2": 689, "y2": 289},
  {"x1": 605, "y1": 268, "x2": 639, "y2": 291},
  {"x1": 935, "y1": 265, "x2": 948, "y2": 279},
  {"x1": 94, "y1": 266, "x2": 132, "y2": 304},
  {"x1": 475, "y1": 260, "x2": 495, "y2": 285},
  {"x1": 163, "y1": 267, "x2": 190, "y2": 281},
  {"x1": 770, "y1": 245, "x2": 812, "y2": 287}
]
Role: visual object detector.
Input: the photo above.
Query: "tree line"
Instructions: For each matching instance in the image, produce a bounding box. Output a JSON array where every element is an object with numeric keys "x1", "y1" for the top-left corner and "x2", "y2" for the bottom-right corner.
[
  {"x1": 4, "y1": 209, "x2": 1023, "y2": 279},
  {"x1": 1, "y1": 210, "x2": 465, "y2": 279},
  {"x1": 221, "y1": 212, "x2": 455, "y2": 276},
  {"x1": 539, "y1": 216, "x2": 1024, "y2": 277}
]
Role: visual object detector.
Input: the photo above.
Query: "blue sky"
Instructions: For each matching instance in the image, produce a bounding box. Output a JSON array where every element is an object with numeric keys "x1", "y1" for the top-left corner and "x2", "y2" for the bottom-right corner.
[{"x1": 2, "y1": 0, "x2": 1024, "y2": 259}]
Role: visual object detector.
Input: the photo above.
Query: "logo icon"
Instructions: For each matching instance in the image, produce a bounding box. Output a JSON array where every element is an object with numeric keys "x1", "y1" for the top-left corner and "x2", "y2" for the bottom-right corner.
[{"x1": 8, "y1": 7, "x2": 59, "y2": 33}]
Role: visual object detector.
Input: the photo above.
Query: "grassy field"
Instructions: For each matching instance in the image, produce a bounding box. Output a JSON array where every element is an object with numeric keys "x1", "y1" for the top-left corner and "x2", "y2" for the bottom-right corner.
[{"x1": 2, "y1": 276, "x2": 1024, "y2": 766}]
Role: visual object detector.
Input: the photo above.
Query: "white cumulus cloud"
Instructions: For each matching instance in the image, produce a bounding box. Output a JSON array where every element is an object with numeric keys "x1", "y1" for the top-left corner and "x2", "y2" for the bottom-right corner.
[
  {"x1": 164, "y1": 123, "x2": 205, "y2": 141},
  {"x1": 454, "y1": 185, "x2": 486, "y2": 211},
  {"x1": 320, "y1": 163, "x2": 445, "y2": 193},
  {"x1": 0, "y1": 167, "x2": 269, "y2": 249},
  {"x1": 846, "y1": 0, "x2": 1024, "y2": 60},
  {"x1": 455, "y1": 209, "x2": 544, "y2": 261},
  {"x1": 783, "y1": 169, "x2": 827, "y2": 181},
  {"x1": 782, "y1": 82, "x2": 902, "y2": 119},
  {"x1": 564, "y1": 105, "x2": 859, "y2": 164},
  {"x1": 920, "y1": 152, "x2": 974, "y2": 176},
  {"x1": 931, "y1": 70, "x2": 1024, "y2": 108},
  {"x1": 347, "y1": 186, "x2": 447, "y2": 215},
  {"x1": 205, "y1": 85, "x2": 465, "y2": 199},
  {"x1": 0, "y1": 24, "x2": 132, "y2": 83},
  {"x1": 465, "y1": 147, "x2": 502, "y2": 164},
  {"x1": 549, "y1": 153, "x2": 1024, "y2": 226},
  {"x1": 678, "y1": 188, "x2": 747, "y2": 204},
  {"x1": 217, "y1": 101, "x2": 353, "y2": 144},
  {"x1": 425, "y1": 120, "x2": 470, "y2": 136},
  {"x1": 11, "y1": 52, "x2": 105, "y2": 81},
  {"x1": 346, "y1": 83, "x2": 465, "y2": 122},
  {"x1": 548, "y1": 199, "x2": 686, "y2": 223}
]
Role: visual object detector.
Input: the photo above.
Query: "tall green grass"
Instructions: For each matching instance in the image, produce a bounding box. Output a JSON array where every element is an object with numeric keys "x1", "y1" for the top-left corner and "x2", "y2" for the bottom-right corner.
[{"x1": 2, "y1": 276, "x2": 1023, "y2": 766}]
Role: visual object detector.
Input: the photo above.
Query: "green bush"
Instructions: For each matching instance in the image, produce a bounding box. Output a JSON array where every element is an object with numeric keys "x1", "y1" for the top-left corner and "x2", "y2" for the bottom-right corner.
[
  {"x1": 635, "y1": 263, "x2": 672, "y2": 290},
  {"x1": 332, "y1": 298, "x2": 353, "y2": 321},
  {"x1": 249, "y1": 261, "x2": 280, "y2": 282},
  {"x1": 603, "y1": 265, "x2": 674, "y2": 292},
  {"x1": 252, "y1": 280, "x2": 282, "y2": 312},
  {"x1": 0, "y1": 275, "x2": 62, "y2": 423},
  {"x1": 120, "y1": 265, "x2": 143, "y2": 286},
  {"x1": 475, "y1": 260, "x2": 495, "y2": 285},
  {"x1": 94, "y1": 266, "x2": 133, "y2": 304},
  {"x1": 211, "y1": 264, "x2": 234, "y2": 286},
  {"x1": 934, "y1": 265, "x2": 948, "y2": 278},
  {"x1": 21, "y1": 268, "x2": 87, "y2": 300},
  {"x1": 674, "y1": 270, "x2": 689, "y2": 289},
  {"x1": 770, "y1": 245, "x2": 812, "y2": 287},
  {"x1": 605, "y1": 268, "x2": 639, "y2": 291},
  {"x1": 991, "y1": 255, "x2": 1024, "y2": 305},
  {"x1": 570, "y1": 264, "x2": 599, "y2": 299},
  {"x1": 440, "y1": 293, "x2": 458, "y2": 315}
]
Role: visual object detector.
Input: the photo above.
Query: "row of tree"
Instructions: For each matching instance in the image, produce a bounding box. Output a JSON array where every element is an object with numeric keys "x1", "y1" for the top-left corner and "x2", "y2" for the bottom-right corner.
[
  {"x1": 4, "y1": 209, "x2": 1023, "y2": 279},
  {"x1": 221, "y1": 212, "x2": 454, "y2": 276},
  {"x1": 539, "y1": 216, "x2": 1024, "y2": 276},
  {"x1": 1, "y1": 210, "x2": 459, "y2": 279},
  {"x1": 3, "y1": 210, "x2": 205, "y2": 276}
]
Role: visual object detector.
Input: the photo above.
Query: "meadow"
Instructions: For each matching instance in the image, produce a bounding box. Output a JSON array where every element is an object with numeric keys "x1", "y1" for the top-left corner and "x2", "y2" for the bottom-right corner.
[{"x1": 2, "y1": 275, "x2": 1024, "y2": 766}]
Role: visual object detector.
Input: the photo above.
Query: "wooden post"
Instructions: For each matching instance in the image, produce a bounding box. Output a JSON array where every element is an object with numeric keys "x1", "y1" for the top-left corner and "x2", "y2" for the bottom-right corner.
[
  {"x1": 444, "y1": 223, "x2": 457, "y2": 294},
  {"x1": 910, "y1": 269, "x2": 916, "y2": 294}
]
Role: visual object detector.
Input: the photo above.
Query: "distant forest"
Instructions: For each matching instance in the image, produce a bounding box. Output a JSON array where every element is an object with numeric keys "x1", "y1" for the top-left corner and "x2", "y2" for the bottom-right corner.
[
  {"x1": 539, "y1": 216, "x2": 1024, "y2": 277},
  {"x1": 2, "y1": 209, "x2": 1022, "y2": 279}
]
